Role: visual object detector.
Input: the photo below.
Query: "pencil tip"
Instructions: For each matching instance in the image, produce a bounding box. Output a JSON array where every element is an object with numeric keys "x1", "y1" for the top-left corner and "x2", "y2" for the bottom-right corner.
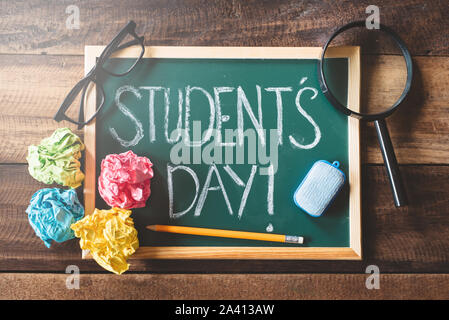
[{"x1": 146, "y1": 225, "x2": 156, "y2": 231}]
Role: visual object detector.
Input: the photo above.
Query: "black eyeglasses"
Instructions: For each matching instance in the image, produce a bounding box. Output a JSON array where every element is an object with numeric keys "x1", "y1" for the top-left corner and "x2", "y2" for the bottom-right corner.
[{"x1": 54, "y1": 21, "x2": 145, "y2": 129}]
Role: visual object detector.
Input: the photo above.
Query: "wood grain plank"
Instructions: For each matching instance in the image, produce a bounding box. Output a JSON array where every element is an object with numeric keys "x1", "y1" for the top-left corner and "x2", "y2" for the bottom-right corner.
[
  {"x1": 0, "y1": 273, "x2": 447, "y2": 299},
  {"x1": 0, "y1": 54, "x2": 448, "y2": 164},
  {"x1": 364, "y1": 55, "x2": 449, "y2": 164},
  {"x1": 0, "y1": 54, "x2": 81, "y2": 163},
  {"x1": 1, "y1": 164, "x2": 448, "y2": 273},
  {"x1": 0, "y1": 0, "x2": 447, "y2": 56}
]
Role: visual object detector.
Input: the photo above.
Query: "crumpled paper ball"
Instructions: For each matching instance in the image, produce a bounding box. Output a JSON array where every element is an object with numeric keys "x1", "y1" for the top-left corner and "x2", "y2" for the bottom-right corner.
[
  {"x1": 27, "y1": 127, "x2": 85, "y2": 188},
  {"x1": 98, "y1": 150, "x2": 154, "y2": 209},
  {"x1": 71, "y1": 207, "x2": 139, "y2": 275},
  {"x1": 26, "y1": 188, "x2": 84, "y2": 248}
]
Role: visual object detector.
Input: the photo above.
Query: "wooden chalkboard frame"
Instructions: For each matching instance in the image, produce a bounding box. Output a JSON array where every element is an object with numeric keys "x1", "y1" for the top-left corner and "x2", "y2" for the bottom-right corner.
[{"x1": 83, "y1": 46, "x2": 361, "y2": 260}]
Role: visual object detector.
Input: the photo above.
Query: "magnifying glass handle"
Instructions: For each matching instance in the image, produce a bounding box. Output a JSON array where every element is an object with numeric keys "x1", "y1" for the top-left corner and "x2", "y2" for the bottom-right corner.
[{"x1": 374, "y1": 119, "x2": 408, "y2": 207}]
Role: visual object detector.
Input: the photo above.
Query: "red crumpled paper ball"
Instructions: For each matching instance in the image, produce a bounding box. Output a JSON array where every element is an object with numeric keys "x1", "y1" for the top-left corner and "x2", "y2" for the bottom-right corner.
[{"x1": 98, "y1": 151, "x2": 154, "y2": 209}]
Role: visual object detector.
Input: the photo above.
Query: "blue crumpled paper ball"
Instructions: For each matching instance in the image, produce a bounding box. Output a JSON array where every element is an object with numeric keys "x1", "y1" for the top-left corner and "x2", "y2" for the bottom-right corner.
[{"x1": 26, "y1": 188, "x2": 84, "y2": 248}]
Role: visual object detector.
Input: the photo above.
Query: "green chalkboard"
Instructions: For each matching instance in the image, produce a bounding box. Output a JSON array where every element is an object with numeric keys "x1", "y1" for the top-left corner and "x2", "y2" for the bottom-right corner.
[{"x1": 87, "y1": 47, "x2": 360, "y2": 258}]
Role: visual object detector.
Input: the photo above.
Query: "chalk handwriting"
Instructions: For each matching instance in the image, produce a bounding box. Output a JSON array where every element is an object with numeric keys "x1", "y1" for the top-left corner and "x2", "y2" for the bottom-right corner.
[
  {"x1": 194, "y1": 163, "x2": 233, "y2": 216},
  {"x1": 109, "y1": 85, "x2": 144, "y2": 147},
  {"x1": 288, "y1": 86, "x2": 320, "y2": 149},
  {"x1": 110, "y1": 82, "x2": 323, "y2": 220},
  {"x1": 167, "y1": 164, "x2": 200, "y2": 219}
]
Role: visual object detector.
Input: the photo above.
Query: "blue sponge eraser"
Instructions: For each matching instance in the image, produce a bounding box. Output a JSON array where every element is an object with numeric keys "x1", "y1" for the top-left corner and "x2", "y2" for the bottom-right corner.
[{"x1": 293, "y1": 160, "x2": 346, "y2": 217}]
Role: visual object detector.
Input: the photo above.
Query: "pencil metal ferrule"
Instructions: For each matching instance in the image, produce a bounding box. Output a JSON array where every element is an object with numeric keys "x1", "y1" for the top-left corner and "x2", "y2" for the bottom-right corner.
[{"x1": 285, "y1": 235, "x2": 304, "y2": 244}]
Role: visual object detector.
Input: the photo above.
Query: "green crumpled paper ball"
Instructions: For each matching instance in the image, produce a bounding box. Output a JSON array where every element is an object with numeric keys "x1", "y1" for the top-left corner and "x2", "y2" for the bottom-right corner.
[{"x1": 27, "y1": 128, "x2": 85, "y2": 188}]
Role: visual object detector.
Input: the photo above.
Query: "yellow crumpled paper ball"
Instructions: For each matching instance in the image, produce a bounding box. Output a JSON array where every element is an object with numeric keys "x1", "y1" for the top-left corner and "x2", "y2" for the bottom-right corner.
[{"x1": 71, "y1": 207, "x2": 139, "y2": 274}]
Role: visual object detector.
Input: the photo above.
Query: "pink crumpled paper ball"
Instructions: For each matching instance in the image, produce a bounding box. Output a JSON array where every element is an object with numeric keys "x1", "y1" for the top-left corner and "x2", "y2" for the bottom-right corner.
[{"x1": 98, "y1": 151, "x2": 154, "y2": 209}]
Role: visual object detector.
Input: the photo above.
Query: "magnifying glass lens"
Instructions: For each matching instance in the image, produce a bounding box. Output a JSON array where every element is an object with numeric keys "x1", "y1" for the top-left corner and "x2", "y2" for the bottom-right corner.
[{"x1": 323, "y1": 26, "x2": 408, "y2": 115}]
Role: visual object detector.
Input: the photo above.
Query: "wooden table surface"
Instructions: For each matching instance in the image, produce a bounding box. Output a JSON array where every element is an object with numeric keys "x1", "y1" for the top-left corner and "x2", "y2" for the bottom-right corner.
[{"x1": 1, "y1": 0, "x2": 448, "y2": 299}]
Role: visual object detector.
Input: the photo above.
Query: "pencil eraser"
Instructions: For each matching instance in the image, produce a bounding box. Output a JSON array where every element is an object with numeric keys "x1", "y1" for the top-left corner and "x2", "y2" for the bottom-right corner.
[{"x1": 293, "y1": 160, "x2": 346, "y2": 217}]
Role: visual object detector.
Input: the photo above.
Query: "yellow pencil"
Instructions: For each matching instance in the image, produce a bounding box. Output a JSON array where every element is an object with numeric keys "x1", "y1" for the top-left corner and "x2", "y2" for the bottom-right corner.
[{"x1": 146, "y1": 225, "x2": 304, "y2": 244}]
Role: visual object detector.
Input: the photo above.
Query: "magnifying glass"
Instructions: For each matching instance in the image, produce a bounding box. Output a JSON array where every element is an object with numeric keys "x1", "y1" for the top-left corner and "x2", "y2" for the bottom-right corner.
[{"x1": 318, "y1": 21, "x2": 413, "y2": 207}]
